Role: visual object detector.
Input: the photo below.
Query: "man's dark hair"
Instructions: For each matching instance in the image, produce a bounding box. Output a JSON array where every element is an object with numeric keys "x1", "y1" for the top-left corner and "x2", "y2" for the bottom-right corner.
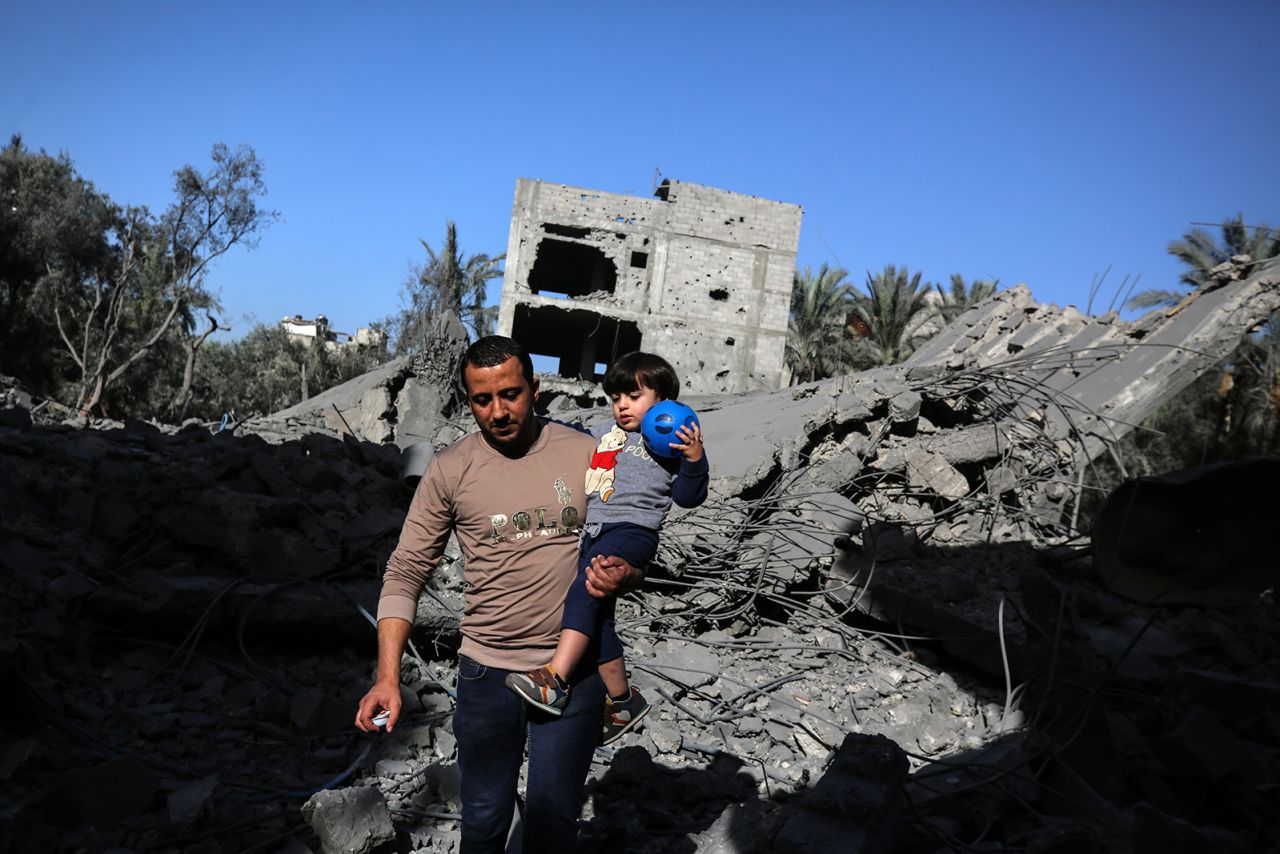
[
  {"x1": 460, "y1": 336, "x2": 535, "y2": 391},
  {"x1": 603, "y1": 352, "x2": 680, "y2": 400}
]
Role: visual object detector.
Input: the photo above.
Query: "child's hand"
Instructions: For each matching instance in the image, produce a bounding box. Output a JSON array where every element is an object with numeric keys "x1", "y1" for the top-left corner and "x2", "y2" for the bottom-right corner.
[{"x1": 671, "y1": 423, "x2": 704, "y2": 463}]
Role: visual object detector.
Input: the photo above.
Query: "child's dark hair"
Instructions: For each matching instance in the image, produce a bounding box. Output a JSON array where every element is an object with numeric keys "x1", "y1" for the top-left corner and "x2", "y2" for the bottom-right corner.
[{"x1": 603, "y1": 352, "x2": 680, "y2": 400}]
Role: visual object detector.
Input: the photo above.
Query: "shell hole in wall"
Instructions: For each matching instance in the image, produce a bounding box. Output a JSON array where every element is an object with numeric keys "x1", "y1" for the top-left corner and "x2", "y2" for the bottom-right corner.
[
  {"x1": 543, "y1": 223, "x2": 593, "y2": 240},
  {"x1": 709, "y1": 288, "x2": 729, "y2": 301},
  {"x1": 510, "y1": 302, "x2": 641, "y2": 382},
  {"x1": 529, "y1": 237, "x2": 618, "y2": 298}
]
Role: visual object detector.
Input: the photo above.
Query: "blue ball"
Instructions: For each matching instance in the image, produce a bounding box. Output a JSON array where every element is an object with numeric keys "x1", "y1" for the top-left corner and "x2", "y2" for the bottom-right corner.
[{"x1": 641, "y1": 400, "x2": 700, "y2": 458}]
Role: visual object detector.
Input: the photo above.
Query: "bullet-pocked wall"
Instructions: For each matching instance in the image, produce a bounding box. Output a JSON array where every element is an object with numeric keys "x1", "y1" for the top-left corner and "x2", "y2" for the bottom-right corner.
[{"x1": 496, "y1": 178, "x2": 802, "y2": 394}]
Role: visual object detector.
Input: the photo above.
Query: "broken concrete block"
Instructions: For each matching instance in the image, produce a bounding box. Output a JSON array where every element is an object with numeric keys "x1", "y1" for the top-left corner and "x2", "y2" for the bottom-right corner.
[
  {"x1": 834, "y1": 387, "x2": 875, "y2": 423},
  {"x1": 406, "y1": 824, "x2": 456, "y2": 854},
  {"x1": 649, "y1": 639, "x2": 721, "y2": 688},
  {"x1": 373, "y1": 759, "x2": 414, "y2": 778},
  {"x1": 904, "y1": 449, "x2": 969, "y2": 500},
  {"x1": 302, "y1": 785, "x2": 394, "y2": 854},
  {"x1": 985, "y1": 464, "x2": 1018, "y2": 496},
  {"x1": 646, "y1": 722, "x2": 683, "y2": 755},
  {"x1": 801, "y1": 448, "x2": 865, "y2": 492},
  {"x1": 792, "y1": 729, "x2": 828, "y2": 759},
  {"x1": 915, "y1": 721, "x2": 960, "y2": 756},
  {"x1": 433, "y1": 726, "x2": 457, "y2": 760},
  {"x1": 888, "y1": 390, "x2": 922, "y2": 424},
  {"x1": 394, "y1": 378, "x2": 450, "y2": 448},
  {"x1": 167, "y1": 775, "x2": 218, "y2": 829}
]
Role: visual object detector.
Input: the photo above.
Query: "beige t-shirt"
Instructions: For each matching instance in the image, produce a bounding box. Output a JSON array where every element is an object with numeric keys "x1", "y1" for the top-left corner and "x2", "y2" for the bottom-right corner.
[{"x1": 378, "y1": 420, "x2": 595, "y2": 670}]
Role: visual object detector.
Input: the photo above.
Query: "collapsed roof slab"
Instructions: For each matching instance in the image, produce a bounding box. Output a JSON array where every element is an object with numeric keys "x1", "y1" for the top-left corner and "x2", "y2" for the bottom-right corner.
[
  {"x1": 674, "y1": 256, "x2": 1280, "y2": 519},
  {"x1": 903, "y1": 256, "x2": 1280, "y2": 463},
  {"x1": 648, "y1": 258, "x2": 1280, "y2": 688}
]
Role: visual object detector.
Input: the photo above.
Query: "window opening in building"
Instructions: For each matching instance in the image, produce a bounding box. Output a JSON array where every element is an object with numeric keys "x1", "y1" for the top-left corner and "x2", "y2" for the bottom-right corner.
[
  {"x1": 528, "y1": 238, "x2": 618, "y2": 298},
  {"x1": 511, "y1": 303, "x2": 641, "y2": 381}
]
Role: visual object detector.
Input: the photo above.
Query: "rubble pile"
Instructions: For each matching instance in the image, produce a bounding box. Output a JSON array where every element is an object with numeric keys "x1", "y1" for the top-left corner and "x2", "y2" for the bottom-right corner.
[
  {"x1": 1, "y1": 260, "x2": 1278, "y2": 852},
  {"x1": 0, "y1": 408, "x2": 441, "y2": 851}
]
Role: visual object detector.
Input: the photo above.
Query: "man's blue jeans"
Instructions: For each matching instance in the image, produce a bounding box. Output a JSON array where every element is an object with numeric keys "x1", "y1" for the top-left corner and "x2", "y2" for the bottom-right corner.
[{"x1": 453, "y1": 654, "x2": 604, "y2": 853}]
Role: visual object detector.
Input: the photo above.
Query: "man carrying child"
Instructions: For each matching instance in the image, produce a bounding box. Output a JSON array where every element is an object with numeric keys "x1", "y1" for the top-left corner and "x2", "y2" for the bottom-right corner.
[{"x1": 356, "y1": 337, "x2": 643, "y2": 853}]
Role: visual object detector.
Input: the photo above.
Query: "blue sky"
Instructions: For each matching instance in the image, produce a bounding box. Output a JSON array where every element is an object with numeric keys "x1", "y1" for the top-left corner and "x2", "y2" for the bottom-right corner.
[{"x1": 4, "y1": 1, "x2": 1277, "y2": 340}]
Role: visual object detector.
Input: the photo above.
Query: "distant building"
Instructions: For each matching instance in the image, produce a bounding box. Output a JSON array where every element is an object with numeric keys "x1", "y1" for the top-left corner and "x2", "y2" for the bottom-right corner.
[
  {"x1": 496, "y1": 178, "x2": 803, "y2": 394},
  {"x1": 280, "y1": 315, "x2": 386, "y2": 352}
]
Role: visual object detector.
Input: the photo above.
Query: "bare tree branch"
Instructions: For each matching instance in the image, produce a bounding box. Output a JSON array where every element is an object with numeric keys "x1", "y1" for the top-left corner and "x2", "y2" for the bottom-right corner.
[{"x1": 48, "y1": 144, "x2": 276, "y2": 415}]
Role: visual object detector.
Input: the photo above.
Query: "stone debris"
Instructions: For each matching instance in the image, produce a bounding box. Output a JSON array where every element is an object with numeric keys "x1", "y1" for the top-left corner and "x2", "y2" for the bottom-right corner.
[
  {"x1": 167, "y1": 776, "x2": 218, "y2": 830},
  {"x1": 0, "y1": 260, "x2": 1277, "y2": 852},
  {"x1": 302, "y1": 786, "x2": 395, "y2": 854},
  {"x1": 905, "y1": 255, "x2": 1280, "y2": 461}
]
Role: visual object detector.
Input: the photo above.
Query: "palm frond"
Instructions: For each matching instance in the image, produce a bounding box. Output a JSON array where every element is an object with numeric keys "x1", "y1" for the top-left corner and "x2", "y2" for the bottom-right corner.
[{"x1": 1124, "y1": 288, "x2": 1188, "y2": 311}]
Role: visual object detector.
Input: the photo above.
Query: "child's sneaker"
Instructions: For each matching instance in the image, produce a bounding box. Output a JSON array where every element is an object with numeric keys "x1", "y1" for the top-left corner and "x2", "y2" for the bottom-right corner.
[
  {"x1": 601, "y1": 687, "x2": 651, "y2": 745},
  {"x1": 505, "y1": 665, "x2": 570, "y2": 715}
]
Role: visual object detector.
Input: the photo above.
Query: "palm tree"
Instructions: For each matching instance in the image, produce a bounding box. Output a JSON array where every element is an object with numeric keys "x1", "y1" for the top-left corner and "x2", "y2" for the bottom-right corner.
[
  {"x1": 1230, "y1": 318, "x2": 1280, "y2": 453},
  {"x1": 1128, "y1": 215, "x2": 1280, "y2": 456},
  {"x1": 849, "y1": 264, "x2": 936, "y2": 367},
  {"x1": 1126, "y1": 214, "x2": 1279, "y2": 310},
  {"x1": 394, "y1": 221, "x2": 505, "y2": 353},
  {"x1": 937, "y1": 273, "x2": 999, "y2": 322},
  {"x1": 785, "y1": 264, "x2": 855, "y2": 383}
]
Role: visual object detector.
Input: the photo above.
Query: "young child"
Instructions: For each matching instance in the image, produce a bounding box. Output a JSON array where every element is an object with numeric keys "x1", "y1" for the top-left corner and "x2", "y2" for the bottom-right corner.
[{"x1": 505, "y1": 352, "x2": 708, "y2": 744}]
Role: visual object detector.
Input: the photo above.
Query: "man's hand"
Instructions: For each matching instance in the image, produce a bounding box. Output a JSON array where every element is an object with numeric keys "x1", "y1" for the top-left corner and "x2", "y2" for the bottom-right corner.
[
  {"x1": 355, "y1": 681, "x2": 402, "y2": 733},
  {"x1": 355, "y1": 617, "x2": 411, "y2": 733},
  {"x1": 586, "y1": 554, "x2": 644, "y2": 598}
]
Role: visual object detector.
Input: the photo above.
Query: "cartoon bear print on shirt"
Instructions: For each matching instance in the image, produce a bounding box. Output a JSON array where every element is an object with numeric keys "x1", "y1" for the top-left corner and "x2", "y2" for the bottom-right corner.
[{"x1": 584, "y1": 424, "x2": 628, "y2": 503}]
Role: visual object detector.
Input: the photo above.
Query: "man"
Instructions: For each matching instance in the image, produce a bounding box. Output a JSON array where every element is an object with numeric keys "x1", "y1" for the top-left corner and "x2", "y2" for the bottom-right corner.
[{"x1": 356, "y1": 336, "x2": 641, "y2": 853}]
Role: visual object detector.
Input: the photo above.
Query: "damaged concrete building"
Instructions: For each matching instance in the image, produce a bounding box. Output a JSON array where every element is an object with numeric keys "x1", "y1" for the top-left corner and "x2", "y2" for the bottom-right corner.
[
  {"x1": 3, "y1": 258, "x2": 1279, "y2": 853},
  {"x1": 281, "y1": 314, "x2": 387, "y2": 352},
  {"x1": 496, "y1": 178, "x2": 802, "y2": 393}
]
